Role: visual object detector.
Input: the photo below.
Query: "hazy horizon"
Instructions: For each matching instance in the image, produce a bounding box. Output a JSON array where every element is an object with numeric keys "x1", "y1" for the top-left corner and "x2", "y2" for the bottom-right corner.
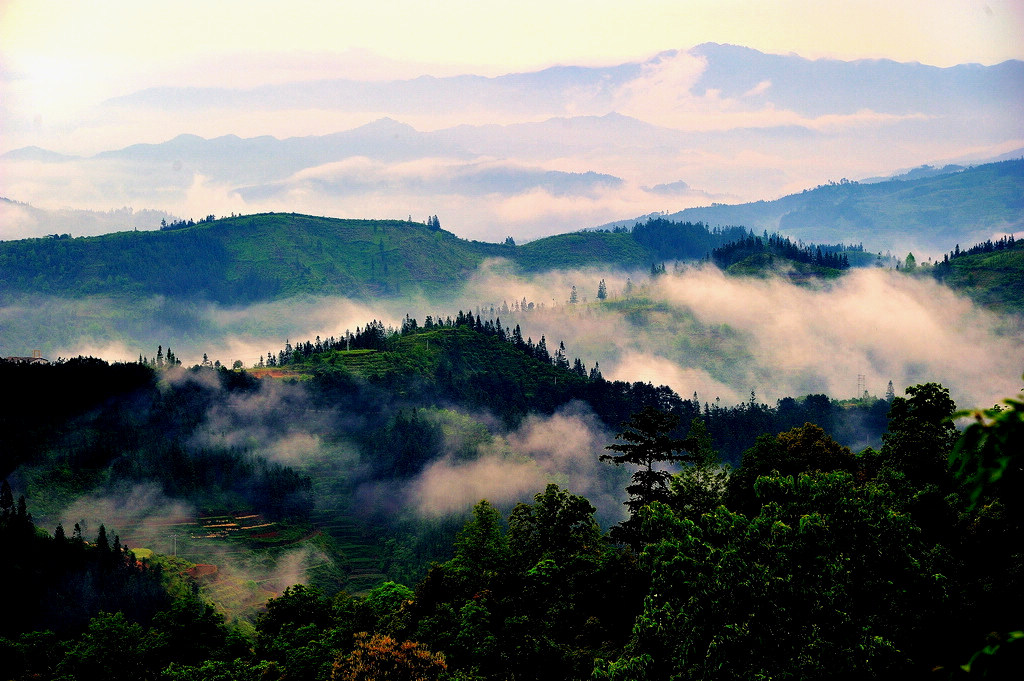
[{"x1": 3, "y1": 1, "x2": 1023, "y2": 243}]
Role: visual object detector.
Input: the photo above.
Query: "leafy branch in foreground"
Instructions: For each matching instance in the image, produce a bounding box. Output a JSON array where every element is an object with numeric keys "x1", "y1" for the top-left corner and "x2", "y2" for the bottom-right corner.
[{"x1": 949, "y1": 376, "x2": 1024, "y2": 508}]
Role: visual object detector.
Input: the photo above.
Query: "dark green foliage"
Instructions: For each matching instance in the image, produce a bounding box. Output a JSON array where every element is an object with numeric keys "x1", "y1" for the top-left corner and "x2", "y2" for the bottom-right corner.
[
  {"x1": 950, "y1": 383, "x2": 1024, "y2": 511},
  {"x1": 364, "y1": 409, "x2": 444, "y2": 479},
  {"x1": 711, "y1": 231, "x2": 854, "y2": 272},
  {"x1": 881, "y1": 382, "x2": 959, "y2": 485},
  {"x1": 146, "y1": 598, "x2": 238, "y2": 670},
  {"x1": 932, "y1": 234, "x2": 1024, "y2": 313},
  {"x1": 726, "y1": 422, "x2": 859, "y2": 514},
  {"x1": 56, "y1": 611, "x2": 148, "y2": 681},
  {"x1": 257, "y1": 584, "x2": 338, "y2": 640},
  {"x1": 630, "y1": 218, "x2": 748, "y2": 261},
  {"x1": 2, "y1": 379, "x2": 1021, "y2": 680},
  {"x1": 0, "y1": 491, "x2": 171, "y2": 639},
  {"x1": 1, "y1": 358, "x2": 312, "y2": 520},
  {"x1": 0, "y1": 356, "x2": 156, "y2": 478},
  {"x1": 597, "y1": 471, "x2": 950, "y2": 680},
  {"x1": 601, "y1": 406, "x2": 694, "y2": 545},
  {"x1": 667, "y1": 418, "x2": 729, "y2": 522},
  {"x1": 409, "y1": 491, "x2": 643, "y2": 680},
  {"x1": 595, "y1": 386, "x2": 1022, "y2": 678}
]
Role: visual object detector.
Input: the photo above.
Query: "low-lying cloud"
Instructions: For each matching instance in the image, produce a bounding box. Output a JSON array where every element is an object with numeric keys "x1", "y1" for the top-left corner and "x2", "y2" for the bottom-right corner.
[
  {"x1": 404, "y1": 402, "x2": 627, "y2": 524},
  {"x1": 55, "y1": 483, "x2": 195, "y2": 548},
  {"x1": 474, "y1": 264, "x2": 1022, "y2": 409},
  {"x1": 10, "y1": 259, "x2": 1020, "y2": 414}
]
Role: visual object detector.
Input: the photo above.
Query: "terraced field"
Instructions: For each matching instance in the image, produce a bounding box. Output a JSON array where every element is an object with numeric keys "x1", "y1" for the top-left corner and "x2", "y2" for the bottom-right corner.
[{"x1": 310, "y1": 508, "x2": 387, "y2": 594}]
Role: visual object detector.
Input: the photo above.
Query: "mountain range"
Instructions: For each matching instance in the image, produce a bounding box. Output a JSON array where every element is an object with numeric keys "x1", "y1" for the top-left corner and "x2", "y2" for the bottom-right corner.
[
  {"x1": 601, "y1": 159, "x2": 1024, "y2": 255},
  {"x1": 3, "y1": 43, "x2": 1021, "y2": 244}
]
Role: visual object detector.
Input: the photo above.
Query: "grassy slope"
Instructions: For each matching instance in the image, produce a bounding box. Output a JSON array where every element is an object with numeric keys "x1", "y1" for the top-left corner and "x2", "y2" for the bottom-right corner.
[
  {"x1": 0, "y1": 214, "x2": 664, "y2": 303},
  {"x1": 0, "y1": 214, "x2": 509, "y2": 302},
  {"x1": 293, "y1": 326, "x2": 588, "y2": 398},
  {"x1": 513, "y1": 231, "x2": 654, "y2": 271},
  {"x1": 936, "y1": 246, "x2": 1024, "y2": 314}
]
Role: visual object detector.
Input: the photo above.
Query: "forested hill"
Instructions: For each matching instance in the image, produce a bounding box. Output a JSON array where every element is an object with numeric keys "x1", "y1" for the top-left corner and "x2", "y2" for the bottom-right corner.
[
  {"x1": 601, "y1": 159, "x2": 1024, "y2": 255},
  {"x1": 932, "y1": 234, "x2": 1024, "y2": 314},
  {"x1": 0, "y1": 214, "x2": 508, "y2": 302},
  {"x1": 0, "y1": 213, "x2": 747, "y2": 303}
]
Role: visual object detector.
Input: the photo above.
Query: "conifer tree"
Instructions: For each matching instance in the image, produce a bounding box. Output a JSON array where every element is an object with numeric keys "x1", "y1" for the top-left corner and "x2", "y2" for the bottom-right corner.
[
  {"x1": 602, "y1": 406, "x2": 695, "y2": 545},
  {"x1": 96, "y1": 524, "x2": 110, "y2": 554},
  {"x1": 0, "y1": 480, "x2": 12, "y2": 517}
]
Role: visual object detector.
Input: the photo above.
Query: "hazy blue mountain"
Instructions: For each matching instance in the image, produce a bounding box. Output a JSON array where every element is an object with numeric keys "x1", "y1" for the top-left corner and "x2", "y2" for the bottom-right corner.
[
  {"x1": 86, "y1": 118, "x2": 465, "y2": 185},
  {"x1": 236, "y1": 165, "x2": 623, "y2": 202},
  {"x1": 0, "y1": 146, "x2": 80, "y2": 162},
  {"x1": 103, "y1": 63, "x2": 644, "y2": 115},
  {"x1": 104, "y1": 43, "x2": 1023, "y2": 126},
  {"x1": 599, "y1": 160, "x2": 1024, "y2": 255},
  {"x1": 4, "y1": 45, "x2": 1020, "y2": 243},
  {"x1": 0, "y1": 197, "x2": 176, "y2": 240},
  {"x1": 689, "y1": 42, "x2": 1024, "y2": 118}
]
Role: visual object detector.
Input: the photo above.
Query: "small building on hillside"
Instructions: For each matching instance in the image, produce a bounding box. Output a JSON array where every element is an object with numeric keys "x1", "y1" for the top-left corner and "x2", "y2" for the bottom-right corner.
[
  {"x1": 3, "y1": 350, "x2": 50, "y2": 365},
  {"x1": 4, "y1": 352, "x2": 49, "y2": 364}
]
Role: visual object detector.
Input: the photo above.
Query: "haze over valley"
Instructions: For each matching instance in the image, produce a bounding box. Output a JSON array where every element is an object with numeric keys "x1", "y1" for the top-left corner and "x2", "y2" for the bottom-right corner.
[{"x1": 1, "y1": 2, "x2": 1023, "y2": 679}]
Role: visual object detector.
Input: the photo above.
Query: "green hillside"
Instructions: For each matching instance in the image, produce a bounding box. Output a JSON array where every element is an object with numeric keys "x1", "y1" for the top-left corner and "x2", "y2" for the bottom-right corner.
[
  {"x1": 933, "y1": 238, "x2": 1024, "y2": 314},
  {"x1": 4, "y1": 322, "x2": 1018, "y2": 680},
  {"x1": 513, "y1": 231, "x2": 651, "y2": 271},
  {"x1": 2, "y1": 204, "x2": 1019, "y2": 314},
  {"x1": 0, "y1": 214, "x2": 745, "y2": 303},
  {"x1": 0, "y1": 214, "x2": 510, "y2": 303}
]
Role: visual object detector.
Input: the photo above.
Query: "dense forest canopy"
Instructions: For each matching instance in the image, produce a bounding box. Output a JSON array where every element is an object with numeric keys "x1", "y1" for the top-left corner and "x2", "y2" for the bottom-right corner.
[
  {"x1": 2, "y1": 300, "x2": 1021, "y2": 678},
  {"x1": 1, "y1": 366, "x2": 1021, "y2": 679}
]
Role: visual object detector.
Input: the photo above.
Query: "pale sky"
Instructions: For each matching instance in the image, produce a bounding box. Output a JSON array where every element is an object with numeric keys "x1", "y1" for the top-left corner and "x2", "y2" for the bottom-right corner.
[
  {"x1": 4, "y1": 0, "x2": 1022, "y2": 71},
  {"x1": 3, "y1": 0, "x2": 1022, "y2": 125}
]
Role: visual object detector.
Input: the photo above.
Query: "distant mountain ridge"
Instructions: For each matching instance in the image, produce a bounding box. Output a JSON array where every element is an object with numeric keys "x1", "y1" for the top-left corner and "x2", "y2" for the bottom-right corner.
[
  {"x1": 598, "y1": 159, "x2": 1024, "y2": 255},
  {"x1": 3, "y1": 43, "x2": 1020, "y2": 245},
  {"x1": 101, "y1": 43, "x2": 1024, "y2": 122}
]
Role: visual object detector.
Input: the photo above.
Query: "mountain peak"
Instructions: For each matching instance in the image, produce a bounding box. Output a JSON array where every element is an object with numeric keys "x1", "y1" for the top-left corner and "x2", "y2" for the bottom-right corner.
[
  {"x1": 1, "y1": 146, "x2": 78, "y2": 162},
  {"x1": 357, "y1": 117, "x2": 417, "y2": 133}
]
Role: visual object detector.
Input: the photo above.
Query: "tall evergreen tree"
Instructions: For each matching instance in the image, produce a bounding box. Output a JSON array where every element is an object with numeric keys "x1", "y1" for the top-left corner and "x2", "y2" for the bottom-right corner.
[
  {"x1": 0, "y1": 480, "x2": 12, "y2": 517},
  {"x1": 602, "y1": 406, "x2": 694, "y2": 545}
]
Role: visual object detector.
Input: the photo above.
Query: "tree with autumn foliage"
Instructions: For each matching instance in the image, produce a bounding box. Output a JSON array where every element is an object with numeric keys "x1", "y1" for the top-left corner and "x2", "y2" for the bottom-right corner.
[{"x1": 331, "y1": 632, "x2": 446, "y2": 681}]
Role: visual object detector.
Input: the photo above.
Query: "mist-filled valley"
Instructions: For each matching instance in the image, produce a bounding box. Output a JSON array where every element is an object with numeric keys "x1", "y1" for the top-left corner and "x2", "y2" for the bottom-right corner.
[
  {"x1": 3, "y1": 6, "x2": 1024, "y2": 678},
  {"x1": 3, "y1": 237, "x2": 1023, "y2": 677},
  {"x1": 3, "y1": 254, "x2": 1020, "y2": 408}
]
